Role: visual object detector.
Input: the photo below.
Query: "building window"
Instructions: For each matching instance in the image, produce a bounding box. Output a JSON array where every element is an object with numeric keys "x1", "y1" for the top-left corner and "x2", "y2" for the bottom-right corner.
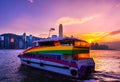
[{"x1": 10, "y1": 38, "x2": 14, "y2": 43}]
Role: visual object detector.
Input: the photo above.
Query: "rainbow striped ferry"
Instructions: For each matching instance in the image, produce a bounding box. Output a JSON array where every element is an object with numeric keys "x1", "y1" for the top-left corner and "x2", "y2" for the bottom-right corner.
[{"x1": 18, "y1": 37, "x2": 95, "y2": 79}]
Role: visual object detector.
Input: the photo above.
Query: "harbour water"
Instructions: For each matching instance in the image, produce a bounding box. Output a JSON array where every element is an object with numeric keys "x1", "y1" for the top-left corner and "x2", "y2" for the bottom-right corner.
[{"x1": 0, "y1": 50, "x2": 120, "y2": 82}]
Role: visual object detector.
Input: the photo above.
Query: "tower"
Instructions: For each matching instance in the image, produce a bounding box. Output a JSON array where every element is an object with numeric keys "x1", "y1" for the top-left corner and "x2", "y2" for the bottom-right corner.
[{"x1": 59, "y1": 24, "x2": 63, "y2": 38}]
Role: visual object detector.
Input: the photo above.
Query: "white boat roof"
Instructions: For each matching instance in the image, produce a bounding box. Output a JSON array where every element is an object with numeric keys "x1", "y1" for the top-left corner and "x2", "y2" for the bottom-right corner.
[{"x1": 33, "y1": 37, "x2": 86, "y2": 43}]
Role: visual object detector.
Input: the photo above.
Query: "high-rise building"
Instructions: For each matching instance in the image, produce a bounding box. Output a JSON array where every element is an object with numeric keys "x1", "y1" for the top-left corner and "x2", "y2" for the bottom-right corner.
[
  {"x1": 0, "y1": 33, "x2": 41, "y2": 49},
  {"x1": 59, "y1": 24, "x2": 63, "y2": 38},
  {"x1": 28, "y1": 35, "x2": 32, "y2": 47}
]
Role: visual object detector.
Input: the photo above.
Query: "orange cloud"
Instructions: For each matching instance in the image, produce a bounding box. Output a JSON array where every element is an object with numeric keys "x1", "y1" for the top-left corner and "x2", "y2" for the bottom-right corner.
[
  {"x1": 81, "y1": 32, "x2": 109, "y2": 43},
  {"x1": 64, "y1": 30, "x2": 120, "y2": 43},
  {"x1": 81, "y1": 30, "x2": 120, "y2": 43},
  {"x1": 56, "y1": 14, "x2": 101, "y2": 25},
  {"x1": 109, "y1": 29, "x2": 120, "y2": 35}
]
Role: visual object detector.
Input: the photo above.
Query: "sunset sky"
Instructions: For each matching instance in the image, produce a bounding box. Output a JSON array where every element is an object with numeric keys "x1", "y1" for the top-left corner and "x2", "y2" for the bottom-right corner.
[{"x1": 0, "y1": 0, "x2": 120, "y2": 48}]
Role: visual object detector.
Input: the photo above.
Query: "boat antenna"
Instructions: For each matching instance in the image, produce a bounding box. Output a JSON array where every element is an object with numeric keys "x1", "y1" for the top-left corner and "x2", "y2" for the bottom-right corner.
[{"x1": 48, "y1": 28, "x2": 55, "y2": 38}]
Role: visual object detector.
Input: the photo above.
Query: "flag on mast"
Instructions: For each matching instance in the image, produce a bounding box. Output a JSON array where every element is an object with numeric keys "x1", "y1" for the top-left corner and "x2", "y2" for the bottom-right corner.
[{"x1": 50, "y1": 28, "x2": 55, "y2": 31}]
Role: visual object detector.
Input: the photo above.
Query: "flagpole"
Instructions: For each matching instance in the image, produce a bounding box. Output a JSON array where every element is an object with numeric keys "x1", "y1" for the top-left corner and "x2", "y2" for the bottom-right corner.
[
  {"x1": 48, "y1": 28, "x2": 55, "y2": 38},
  {"x1": 48, "y1": 29, "x2": 51, "y2": 38}
]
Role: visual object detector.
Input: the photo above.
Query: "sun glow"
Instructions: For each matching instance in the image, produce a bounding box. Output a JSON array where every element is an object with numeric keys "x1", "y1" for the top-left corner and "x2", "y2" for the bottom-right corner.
[
  {"x1": 64, "y1": 31, "x2": 120, "y2": 43},
  {"x1": 81, "y1": 32, "x2": 111, "y2": 43},
  {"x1": 88, "y1": 39, "x2": 93, "y2": 43}
]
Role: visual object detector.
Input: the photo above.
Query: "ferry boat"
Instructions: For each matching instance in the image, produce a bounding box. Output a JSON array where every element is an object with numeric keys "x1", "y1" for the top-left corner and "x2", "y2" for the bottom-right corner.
[{"x1": 18, "y1": 37, "x2": 95, "y2": 79}]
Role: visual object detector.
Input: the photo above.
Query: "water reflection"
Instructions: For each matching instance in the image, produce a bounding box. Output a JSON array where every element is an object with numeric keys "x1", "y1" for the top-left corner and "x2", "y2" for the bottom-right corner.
[
  {"x1": 18, "y1": 64, "x2": 77, "y2": 82},
  {"x1": 90, "y1": 50, "x2": 120, "y2": 74}
]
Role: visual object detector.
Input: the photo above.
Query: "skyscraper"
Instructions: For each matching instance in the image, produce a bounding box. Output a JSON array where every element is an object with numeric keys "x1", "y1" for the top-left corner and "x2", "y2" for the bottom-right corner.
[{"x1": 59, "y1": 24, "x2": 63, "y2": 38}]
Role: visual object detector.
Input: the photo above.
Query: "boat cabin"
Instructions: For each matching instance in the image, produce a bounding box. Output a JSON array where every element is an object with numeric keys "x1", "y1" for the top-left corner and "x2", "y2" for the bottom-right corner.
[
  {"x1": 33, "y1": 37, "x2": 89, "y2": 47},
  {"x1": 31, "y1": 37, "x2": 90, "y2": 61}
]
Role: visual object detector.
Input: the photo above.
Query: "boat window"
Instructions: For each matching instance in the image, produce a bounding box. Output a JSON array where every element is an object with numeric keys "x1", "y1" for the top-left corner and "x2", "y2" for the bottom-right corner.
[
  {"x1": 78, "y1": 53, "x2": 90, "y2": 59},
  {"x1": 57, "y1": 56, "x2": 61, "y2": 60},
  {"x1": 38, "y1": 55, "x2": 42, "y2": 58},
  {"x1": 25, "y1": 54, "x2": 27, "y2": 57},
  {"x1": 72, "y1": 53, "x2": 90, "y2": 60},
  {"x1": 41, "y1": 55, "x2": 44, "y2": 59},
  {"x1": 31, "y1": 54, "x2": 33, "y2": 58},
  {"x1": 45, "y1": 55, "x2": 49, "y2": 59},
  {"x1": 24, "y1": 54, "x2": 26, "y2": 57},
  {"x1": 49, "y1": 56, "x2": 53, "y2": 59},
  {"x1": 62, "y1": 54, "x2": 73, "y2": 60},
  {"x1": 33, "y1": 55, "x2": 35, "y2": 58},
  {"x1": 74, "y1": 41, "x2": 89, "y2": 47},
  {"x1": 54, "y1": 41, "x2": 60, "y2": 46},
  {"x1": 60, "y1": 40, "x2": 73, "y2": 46},
  {"x1": 32, "y1": 42, "x2": 39, "y2": 47},
  {"x1": 32, "y1": 43, "x2": 36, "y2": 47},
  {"x1": 28, "y1": 54, "x2": 30, "y2": 57},
  {"x1": 25, "y1": 54, "x2": 28, "y2": 57},
  {"x1": 52, "y1": 56, "x2": 56, "y2": 59},
  {"x1": 30, "y1": 54, "x2": 32, "y2": 58},
  {"x1": 39, "y1": 41, "x2": 55, "y2": 46}
]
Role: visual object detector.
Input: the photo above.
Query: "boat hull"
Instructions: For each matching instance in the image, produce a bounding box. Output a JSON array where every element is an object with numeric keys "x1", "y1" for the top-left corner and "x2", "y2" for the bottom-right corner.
[{"x1": 19, "y1": 56, "x2": 95, "y2": 79}]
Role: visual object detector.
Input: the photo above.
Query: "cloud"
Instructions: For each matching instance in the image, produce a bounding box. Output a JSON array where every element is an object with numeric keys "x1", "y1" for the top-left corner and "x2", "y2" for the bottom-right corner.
[
  {"x1": 109, "y1": 29, "x2": 120, "y2": 35},
  {"x1": 81, "y1": 32, "x2": 109, "y2": 42},
  {"x1": 56, "y1": 14, "x2": 101, "y2": 25},
  {"x1": 28, "y1": 0, "x2": 34, "y2": 3},
  {"x1": 80, "y1": 29, "x2": 120, "y2": 43},
  {"x1": 115, "y1": 4, "x2": 120, "y2": 8},
  {"x1": 83, "y1": 29, "x2": 120, "y2": 38}
]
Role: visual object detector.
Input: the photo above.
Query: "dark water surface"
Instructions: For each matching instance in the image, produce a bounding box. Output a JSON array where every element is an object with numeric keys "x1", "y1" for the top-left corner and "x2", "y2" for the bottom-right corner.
[{"x1": 0, "y1": 50, "x2": 120, "y2": 82}]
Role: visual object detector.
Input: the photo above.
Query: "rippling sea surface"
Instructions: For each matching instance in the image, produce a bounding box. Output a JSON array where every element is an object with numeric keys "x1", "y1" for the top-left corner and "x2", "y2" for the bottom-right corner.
[{"x1": 0, "y1": 50, "x2": 120, "y2": 82}]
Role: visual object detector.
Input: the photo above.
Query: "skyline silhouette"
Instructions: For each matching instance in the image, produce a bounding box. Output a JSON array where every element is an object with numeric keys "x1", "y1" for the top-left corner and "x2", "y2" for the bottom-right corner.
[{"x1": 0, "y1": 0, "x2": 120, "y2": 49}]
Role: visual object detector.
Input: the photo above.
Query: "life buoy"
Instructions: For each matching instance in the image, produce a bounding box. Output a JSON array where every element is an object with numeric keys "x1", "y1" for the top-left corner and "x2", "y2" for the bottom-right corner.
[
  {"x1": 71, "y1": 69, "x2": 77, "y2": 76},
  {"x1": 40, "y1": 62, "x2": 44, "y2": 66},
  {"x1": 27, "y1": 61, "x2": 30, "y2": 64},
  {"x1": 18, "y1": 55, "x2": 21, "y2": 58}
]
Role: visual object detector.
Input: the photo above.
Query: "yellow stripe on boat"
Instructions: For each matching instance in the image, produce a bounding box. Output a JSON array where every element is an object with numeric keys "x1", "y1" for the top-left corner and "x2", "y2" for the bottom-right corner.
[{"x1": 24, "y1": 46, "x2": 73, "y2": 53}]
